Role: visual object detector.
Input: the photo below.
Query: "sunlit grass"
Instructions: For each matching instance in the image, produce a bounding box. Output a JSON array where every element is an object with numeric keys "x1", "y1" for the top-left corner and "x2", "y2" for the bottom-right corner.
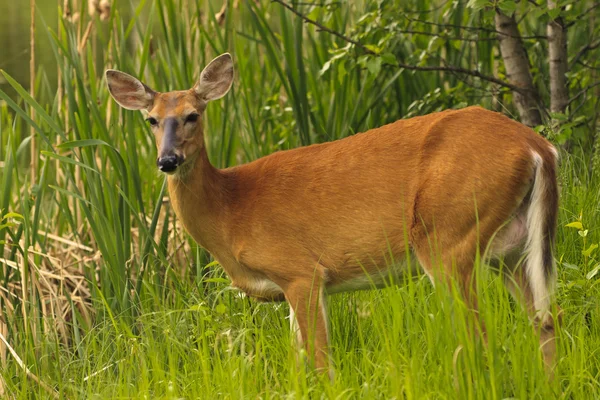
[
  {"x1": 0, "y1": 0, "x2": 599, "y2": 398},
  {"x1": 3, "y1": 255, "x2": 598, "y2": 398}
]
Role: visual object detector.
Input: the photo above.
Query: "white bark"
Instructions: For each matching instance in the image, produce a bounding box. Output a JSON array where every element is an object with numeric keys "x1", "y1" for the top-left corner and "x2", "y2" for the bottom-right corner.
[
  {"x1": 547, "y1": 0, "x2": 569, "y2": 114},
  {"x1": 495, "y1": 11, "x2": 543, "y2": 127}
]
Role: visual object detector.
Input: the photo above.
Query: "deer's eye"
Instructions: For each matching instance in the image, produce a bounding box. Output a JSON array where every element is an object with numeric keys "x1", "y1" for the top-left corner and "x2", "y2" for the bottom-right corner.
[
  {"x1": 185, "y1": 113, "x2": 199, "y2": 124},
  {"x1": 146, "y1": 117, "x2": 158, "y2": 126}
]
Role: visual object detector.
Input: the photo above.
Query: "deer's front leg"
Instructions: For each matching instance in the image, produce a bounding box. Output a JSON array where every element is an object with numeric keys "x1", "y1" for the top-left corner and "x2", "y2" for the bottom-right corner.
[
  {"x1": 289, "y1": 306, "x2": 303, "y2": 352},
  {"x1": 285, "y1": 277, "x2": 331, "y2": 373}
]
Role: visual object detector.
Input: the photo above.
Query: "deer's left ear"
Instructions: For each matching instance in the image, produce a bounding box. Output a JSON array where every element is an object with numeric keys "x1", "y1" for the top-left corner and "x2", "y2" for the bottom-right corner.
[
  {"x1": 105, "y1": 70, "x2": 156, "y2": 110},
  {"x1": 193, "y1": 53, "x2": 234, "y2": 102}
]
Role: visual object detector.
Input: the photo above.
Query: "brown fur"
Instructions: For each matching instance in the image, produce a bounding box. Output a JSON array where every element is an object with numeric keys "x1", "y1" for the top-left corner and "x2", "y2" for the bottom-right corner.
[{"x1": 106, "y1": 57, "x2": 560, "y2": 375}]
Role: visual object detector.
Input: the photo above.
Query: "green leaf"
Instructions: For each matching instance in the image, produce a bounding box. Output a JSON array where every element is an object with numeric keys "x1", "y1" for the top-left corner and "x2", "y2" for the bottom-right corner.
[
  {"x1": 562, "y1": 262, "x2": 580, "y2": 271},
  {"x1": 427, "y1": 37, "x2": 443, "y2": 53},
  {"x1": 498, "y1": 1, "x2": 517, "y2": 15},
  {"x1": 215, "y1": 304, "x2": 228, "y2": 314},
  {"x1": 364, "y1": 44, "x2": 381, "y2": 55},
  {"x1": 0, "y1": 70, "x2": 66, "y2": 140},
  {"x1": 467, "y1": 0, "x2": 489, "y2": 11},
  {"x1": 1, "y1": 212, "x2": 24, "y2": 221},
  {"x1": 57, "y1": 139, "x2": 110, "y2": 149},
  {"x1": 319, "y1": 60, "x2": 332, "y2": 76},
  {"x1": 357, "y1": 55, "x2": 369, "y2": 68},
  {"x1": 586, "y1": 264, "x2": 600, "y2": 280},
  {"x1": 203, "y1": 278, "x2": 230, "y2": 284},
  {"x1": 550, "y1": 112, "x2": 568, "y2": 121},
  {"x1": 205, "y1": 261, "x2": 221, "y2": 269},
  {"x1": 366, "y1": 57, "x2": 382, "y2": 76},
  {"x1": 582, "y1": 244, "x2": 599, "y2": 257},
  {"x1": 306, "y1": 7, "x2": 320, "y2": 21},
  {"x1": 381, "y1": 53, "x2": 398, "y2": 67},
  {"x1": 560, "y1": 127, "x2": 573, "y2": 138},
  {"x1": 534, "y1": 125, "x2": 545, "y2": 133},
  {"x1": 565, "y1": 221, "x2": 583, "y2": 230},
  {"x1": 578, "y1": 229, "x2": 589, "y2": 238},
  {"x1": 547, "y1": 7, "x2": 560, "y2": 20},
  {"x1": 337, "y1": 60, "x2": 347, "y2": 82},
  {"x1": 42, "y1": 151, "x2": 99, "y2": 174},
  {"x1": 189, "y1": 304, "x2": 207, "y2": 313}
]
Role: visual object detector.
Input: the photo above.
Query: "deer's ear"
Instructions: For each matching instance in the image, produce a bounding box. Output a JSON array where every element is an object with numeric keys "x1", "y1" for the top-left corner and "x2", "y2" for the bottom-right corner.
[
  {"x1": 193, "y1": 53, "x2": 234, "y2": 102},
  {"x1": 105, "y1": 70, "x2": 156, "y2": 110}
]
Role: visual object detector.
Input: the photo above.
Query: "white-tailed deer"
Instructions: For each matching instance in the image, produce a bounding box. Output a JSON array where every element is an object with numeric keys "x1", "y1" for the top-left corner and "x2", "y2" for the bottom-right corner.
[{"x1": 106, "y1": 53, "x2": 560, "y2": 374}]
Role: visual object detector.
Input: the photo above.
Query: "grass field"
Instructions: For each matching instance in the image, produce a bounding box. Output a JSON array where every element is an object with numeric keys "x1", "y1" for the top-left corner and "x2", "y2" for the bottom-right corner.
[{"x1": 0, "y1": 1, "x2": 599, "y2": 398}]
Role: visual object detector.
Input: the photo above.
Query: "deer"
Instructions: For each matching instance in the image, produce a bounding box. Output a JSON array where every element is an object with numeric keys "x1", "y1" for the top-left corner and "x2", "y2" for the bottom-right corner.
[{"x1": 106, "y1": 53, "x2": 560, "y2": 376}]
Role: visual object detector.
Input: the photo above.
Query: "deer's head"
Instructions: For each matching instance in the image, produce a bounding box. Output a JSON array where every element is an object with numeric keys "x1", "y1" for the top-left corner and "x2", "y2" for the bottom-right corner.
[{"x1": 106, "y1": 53, "x2": 233, "y2": 175}]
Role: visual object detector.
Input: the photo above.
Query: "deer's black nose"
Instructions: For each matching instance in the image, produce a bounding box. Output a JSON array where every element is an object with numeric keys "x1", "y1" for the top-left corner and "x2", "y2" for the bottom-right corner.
[{"x1": 157, "y1": 155, "x2": 182, "y2": 173}]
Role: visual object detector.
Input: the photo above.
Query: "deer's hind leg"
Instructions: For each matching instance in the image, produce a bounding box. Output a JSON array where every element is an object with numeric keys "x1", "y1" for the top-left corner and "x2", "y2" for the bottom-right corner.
[
  {"x1": 411, "y1": 226, "x2": 485, "y2": 338},
  {"x1": 490, "y1": 210, "x2": 560, "y2": 371},
  {"x1": 494, "y1": 250, "x2": 560, "y2": 371}
]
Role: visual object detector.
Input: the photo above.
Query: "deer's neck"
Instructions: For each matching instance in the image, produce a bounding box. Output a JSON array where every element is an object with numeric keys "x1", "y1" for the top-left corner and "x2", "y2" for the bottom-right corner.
[{"x1": 167, "y1": 149, "x2": 228, "y2": 252}]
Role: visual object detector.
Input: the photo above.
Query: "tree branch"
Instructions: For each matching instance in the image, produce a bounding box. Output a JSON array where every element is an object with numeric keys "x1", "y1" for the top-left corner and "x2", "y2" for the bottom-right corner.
[
  {"x1": 272, "y1": 0, "x2": 364, "y2": 49},
  {"x1": 392, "y1": 29, "x2": 507, "y2": 42},
  {"x1": 571, "y1": 40, "x2": 600, "y2": 68},
  {"x1": 403, "y1": 15, "x2": 547, "y2": 40},
  {"x1": 288, "y1": 2, "x2": 343, "y2": 9},
  {"x1": 565, "y1": 2, "x2": 600, "y2": 28},
  {"x1": 568, "y1": 81, "x2": 600, "y2": 106},
  {"x1": 271, "y1": 0, "x2": 524, "y2": 94},
  {"x1": 398, "y1": 2, "x2": 447, "y2": 15},
  {"x1": 576, "y1": 60, "x2": 600, "y2": 71}
]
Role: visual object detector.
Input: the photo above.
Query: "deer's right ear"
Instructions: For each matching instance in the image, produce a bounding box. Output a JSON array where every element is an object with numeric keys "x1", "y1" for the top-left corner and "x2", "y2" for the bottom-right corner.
[{"x1": 105, "y1": 70, "x2": 156, "y2": 110}]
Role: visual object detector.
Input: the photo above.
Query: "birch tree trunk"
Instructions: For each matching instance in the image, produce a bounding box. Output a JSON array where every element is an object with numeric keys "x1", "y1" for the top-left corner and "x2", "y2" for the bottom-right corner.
[
  {"x1": 495, "y1": 11, "x2": 543, "y2": 127},
  {"x1": 547, "y1": 1, "x2": 569, "y2": 114}
]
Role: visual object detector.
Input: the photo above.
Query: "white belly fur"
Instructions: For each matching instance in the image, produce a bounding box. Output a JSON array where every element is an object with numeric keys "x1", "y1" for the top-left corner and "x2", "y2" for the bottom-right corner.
[
  {"x1": 237, "y1": 256, "x2": 418, "y2": 299},
  {"x1": 235, "y1": 277, "x2": 285, "y2": 299},
  {"x1": 326, "y1": 257, "x2": 417, "y2": 294}
]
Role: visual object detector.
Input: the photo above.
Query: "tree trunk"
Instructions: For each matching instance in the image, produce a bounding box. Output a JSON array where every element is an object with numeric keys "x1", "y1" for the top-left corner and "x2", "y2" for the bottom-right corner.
[
  {"x1": 494, "y1": 11, "x2": 543, "y2": 127},
  {"x1": 547, "y1": 1, "x2": 569, "y2": 114}
]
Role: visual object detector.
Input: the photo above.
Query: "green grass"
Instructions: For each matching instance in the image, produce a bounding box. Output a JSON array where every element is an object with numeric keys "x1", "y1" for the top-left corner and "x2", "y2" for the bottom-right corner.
[
  {"x1": 0, "y1": 0, "x2": 599, "y2": 398},
  {"x1": 3, "y1": 254, "x2": 600, "y2": 398}
]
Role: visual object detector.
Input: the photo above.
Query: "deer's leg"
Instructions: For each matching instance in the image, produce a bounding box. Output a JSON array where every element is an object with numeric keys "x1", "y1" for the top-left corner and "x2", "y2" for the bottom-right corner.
[
  {"x1": 412, "y1": 229, "x2": 485, "y2": 340},
  {"x1": 284, "y1": 276, "x2": 330, "y2": 373},
  {"x1": 421, "y1": 255, "x2": 484, "y2": 335},
  {"x1": 500, "y1": 254, "x2": 560, "y2": 370},
  {"x1": 289, "y1": 306, "x2": 304, "y2": 363}
]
